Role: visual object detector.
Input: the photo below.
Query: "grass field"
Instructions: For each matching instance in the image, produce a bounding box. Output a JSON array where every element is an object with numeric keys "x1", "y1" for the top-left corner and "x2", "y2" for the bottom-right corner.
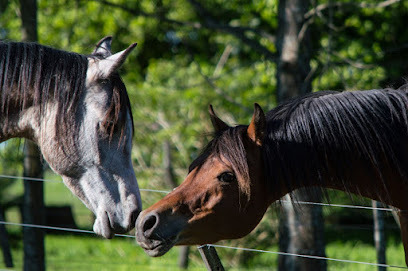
[
  {"x1": 0, "y1": 172, "x2": 406, "y2": 270},
  {"x1": 1, "y1": 233, "x2": 405, "y2": 270}
]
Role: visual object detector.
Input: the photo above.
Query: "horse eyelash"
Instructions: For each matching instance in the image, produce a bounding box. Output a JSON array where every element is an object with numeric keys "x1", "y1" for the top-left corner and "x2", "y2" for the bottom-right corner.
[
  {"x1": 97, "y1": 78, "x2": 111, "y2": 85},
  {"x1": 217, "y1": 172, "x2": 236, "y2": 183}
]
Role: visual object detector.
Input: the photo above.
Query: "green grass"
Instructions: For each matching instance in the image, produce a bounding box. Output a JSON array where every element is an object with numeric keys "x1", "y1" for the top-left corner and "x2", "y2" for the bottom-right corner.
[
  {"x1": 1, "y1": 234, "x2": 405, "y2": 270},
  {"x1": 213, "y1": 241, "x2": 406, "y2": 271},
  {"x1": 0, "y1": 173, "x2": 207, "y2": 270},
  {"x1": 0, "y1": 172, "x2": 406, "y2": 270},
  {"x1": 326, "y1": 241, "x2": 405, "y2": 271},
  {"x1": 2, "y1": 233, "x2": 207, "y2": 271}
]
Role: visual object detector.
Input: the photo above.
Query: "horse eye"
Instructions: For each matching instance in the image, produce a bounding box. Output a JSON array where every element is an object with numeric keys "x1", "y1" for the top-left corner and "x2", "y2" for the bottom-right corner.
[
  {"x1": 217, "y1": 172, "x2": 236, "y2": 183},
  {"x1": 99, "y1": 79, "x2": 110, "y2": 85}
]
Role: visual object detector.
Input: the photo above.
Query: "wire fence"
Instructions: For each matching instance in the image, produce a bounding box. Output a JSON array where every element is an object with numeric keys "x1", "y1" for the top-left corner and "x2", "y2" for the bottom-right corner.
[
  {"x1": 0, "y1": 174, "x2": 406, "y2": 270},
  {"x1": 0, "y1": 174, "x2": 395, "y2": 211}
]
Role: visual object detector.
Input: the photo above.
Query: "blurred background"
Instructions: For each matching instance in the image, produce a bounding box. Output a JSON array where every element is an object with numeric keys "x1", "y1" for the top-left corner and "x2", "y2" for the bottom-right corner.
[{"x1": 1, "y1": 0, "x2": 408, "y2": 270}]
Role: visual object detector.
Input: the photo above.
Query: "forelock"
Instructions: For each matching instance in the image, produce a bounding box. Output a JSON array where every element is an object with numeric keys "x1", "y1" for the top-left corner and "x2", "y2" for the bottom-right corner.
[{"x1": 189, "y1": 126, "x2": 251, "y2": 199}]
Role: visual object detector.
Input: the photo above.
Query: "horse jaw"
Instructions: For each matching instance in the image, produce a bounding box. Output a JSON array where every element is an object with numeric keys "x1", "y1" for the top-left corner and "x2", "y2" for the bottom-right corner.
[{"x1": 62, "y1": 162, "x2": 141, "y2": 239}]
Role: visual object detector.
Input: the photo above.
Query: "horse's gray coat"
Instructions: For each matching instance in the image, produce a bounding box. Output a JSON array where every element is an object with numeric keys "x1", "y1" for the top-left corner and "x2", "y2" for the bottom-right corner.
[{"x1": 0, "y1": 37, "x2": 141, "y2": 238}]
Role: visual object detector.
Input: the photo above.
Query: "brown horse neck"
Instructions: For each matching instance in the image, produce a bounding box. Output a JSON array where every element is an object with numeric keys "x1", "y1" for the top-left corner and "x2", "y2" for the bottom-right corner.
[{"x1": 267, "y1": 166, "x2": 408, "y2": 210}]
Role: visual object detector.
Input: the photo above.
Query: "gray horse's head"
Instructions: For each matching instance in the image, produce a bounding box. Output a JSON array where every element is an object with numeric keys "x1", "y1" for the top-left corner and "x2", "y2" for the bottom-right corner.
[{"x1": 33, "y1": 37, "x2": 141, "y2": 238}]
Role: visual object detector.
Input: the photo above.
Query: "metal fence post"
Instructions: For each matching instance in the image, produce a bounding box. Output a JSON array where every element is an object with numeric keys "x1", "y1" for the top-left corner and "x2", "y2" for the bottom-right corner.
[{"x1": 198, "y1": 245, "x2": 225, "y2": 271}]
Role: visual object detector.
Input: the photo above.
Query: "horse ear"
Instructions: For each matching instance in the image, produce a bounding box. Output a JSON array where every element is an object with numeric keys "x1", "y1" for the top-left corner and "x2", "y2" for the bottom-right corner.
[
  {"x1": 93, "y1": 36, "x2": 113, "y2": 57},
  {"x1": 247, "y1": 103, "x2": 265, "y2": 146},
  {"x1": 208, "y1": 105, "x2": 229, "y2": 132},
  {"x1": 96, "y1": 42, "x2": 137, "y2": 79}
]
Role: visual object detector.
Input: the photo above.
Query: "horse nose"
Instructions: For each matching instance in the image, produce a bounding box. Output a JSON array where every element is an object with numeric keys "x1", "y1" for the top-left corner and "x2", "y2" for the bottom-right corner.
[
  {"x1": 128, "y1": 208, "x2": 141, "y2": 228},
  {"x1": 140, "y1": 212, "x2": 160, "y2": 239},
  {"x1": 111, "y1": 207, "x2": 140, "y2": 233}
]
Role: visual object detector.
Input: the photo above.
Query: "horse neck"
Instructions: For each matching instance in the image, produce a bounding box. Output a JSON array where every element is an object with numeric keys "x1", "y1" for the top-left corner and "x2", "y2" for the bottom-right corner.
[
  {"x1": 261, "y1": 89, "x2": 408, "y2": 209},
  {"x1": 263, "y1": 139, "x2": 408, "y2": 209},
  {"x1": 0, "y1": 86, "x2": 43, "y2": 143}
]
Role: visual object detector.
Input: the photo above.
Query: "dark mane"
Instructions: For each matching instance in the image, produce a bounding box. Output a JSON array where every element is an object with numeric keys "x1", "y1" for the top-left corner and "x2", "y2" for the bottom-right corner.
[
  {"x1": 263, "y1": 88, "x2": 408, "y2": 201},
  {"x1": 100, "y1": 72, "x2": 134, "y2": 143},
  {"x1": 0, "y1": 41, "x2": 87, "y2": 143},
  {"x1": 0, "y1": 41, "x2": 133, "y2": 148},
  {"x1": 192, "y1": 88, "x2": 408, "y2": 203}
]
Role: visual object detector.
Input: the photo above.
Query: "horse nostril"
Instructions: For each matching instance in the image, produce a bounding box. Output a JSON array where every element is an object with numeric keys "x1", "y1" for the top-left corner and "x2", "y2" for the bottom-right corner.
[{"x1": 142, "y1": 213, "x2": 159, "y2": 238}]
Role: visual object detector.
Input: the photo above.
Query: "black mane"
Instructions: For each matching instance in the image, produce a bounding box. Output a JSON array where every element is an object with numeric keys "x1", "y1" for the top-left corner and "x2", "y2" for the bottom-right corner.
[
  {"x1": 191, "y1": 88, "x2": 408, "y2": 202},
  {"x1": 0, "y1": 41, "x2": 133, "y2": 147},
  {"x1": 0, "y1": 41, "x2": 87, "y2": 140},
  {"x1": 263, "y1": 88, "x2": 408, "y2": 200}
]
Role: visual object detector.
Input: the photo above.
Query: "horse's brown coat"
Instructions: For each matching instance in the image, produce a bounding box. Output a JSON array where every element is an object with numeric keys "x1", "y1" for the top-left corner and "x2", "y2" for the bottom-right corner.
[{"x1": 136, "y1": 89, "x2": 408, "y2": 266}]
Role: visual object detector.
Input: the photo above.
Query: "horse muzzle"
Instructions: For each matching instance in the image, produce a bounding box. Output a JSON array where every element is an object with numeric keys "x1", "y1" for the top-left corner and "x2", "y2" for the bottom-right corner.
[
  {"x1": 93, "y1": 205, "x2": 140, "y2": 239},
  {"x1": 62, "y1": 169, "x2": 142, "y2": 238},
  {"x1": 135, "y1": 210, "x2": 186, "y2": 256}
]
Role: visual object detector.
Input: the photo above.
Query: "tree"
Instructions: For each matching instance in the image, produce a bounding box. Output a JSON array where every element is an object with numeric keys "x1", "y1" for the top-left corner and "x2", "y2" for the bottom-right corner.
[
  {"x1": 275, "y1": 1, "x2": 326, "y2": 270},
  {"x1": 0, "y1": 141, "x2": 19, "y2": 268},
  {"x1": 19, "y1": 0, "x2": 46, "y2": 270},
  {"x1": 2, "y1": 0, "x2": 408, "y2": 269}
]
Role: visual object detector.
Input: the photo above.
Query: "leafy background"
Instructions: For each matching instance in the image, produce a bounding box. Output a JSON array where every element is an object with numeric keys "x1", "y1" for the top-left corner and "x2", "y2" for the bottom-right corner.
[{"x1": 1, "y1": 0, "x2": 408, "y2": 269}]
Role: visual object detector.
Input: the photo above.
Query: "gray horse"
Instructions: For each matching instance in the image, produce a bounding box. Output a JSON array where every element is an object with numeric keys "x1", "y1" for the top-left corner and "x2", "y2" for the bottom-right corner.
[{"x1": 0, "y1": 37, "x2": 141, "y2": 238}]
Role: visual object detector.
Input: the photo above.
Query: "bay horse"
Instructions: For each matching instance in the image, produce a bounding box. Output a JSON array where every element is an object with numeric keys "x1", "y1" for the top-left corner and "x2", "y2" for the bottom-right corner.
[
  {"x1": 0, "y1": 37, "x2": 141, "y2": 238},
  {"x1": 136, "y1": 88, "x2": 408, "y2": 265}
]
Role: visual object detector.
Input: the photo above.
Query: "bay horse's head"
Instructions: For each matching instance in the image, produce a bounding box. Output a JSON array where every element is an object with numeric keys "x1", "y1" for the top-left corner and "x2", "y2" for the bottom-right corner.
[
  {"x1": 30, "y1": 37, "x2": 141, "y2": 238},
  {"x1": 136, "y1": 104, "x2": 271, "y2": 256}
]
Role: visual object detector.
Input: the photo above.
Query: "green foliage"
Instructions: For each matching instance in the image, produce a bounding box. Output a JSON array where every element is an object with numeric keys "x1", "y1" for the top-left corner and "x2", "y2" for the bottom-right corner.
[
  {"x1": 2, "y1": 0, "x2": 408, "y2": 269},
  {"x1": 311, "y1": 0, "x2": 408, "y2": 89},
  {"x1": 0, "y1": 140, "x2": 24, "y2": 207},
  {"x1": 0, "y1": 140, "x2": 23, "y2": 175}
]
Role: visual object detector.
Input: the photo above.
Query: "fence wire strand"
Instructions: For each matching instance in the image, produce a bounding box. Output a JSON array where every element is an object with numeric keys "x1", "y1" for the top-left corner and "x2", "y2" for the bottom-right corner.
[
  {"x1": 0, "y1": 221, "x2": 134, "y2": 238},
  {"x1": 0, "y1": 174, "x2": 394, "y2": 211},
  {"x1": 0, "y1": 174, "x2": 405, "y2": 269},
  {"x1": 199, "y1": 244, "x2": 408, "y2": 269},
  {"x1": 1, "y1": 220, "x2": 406, "y2": 269}
]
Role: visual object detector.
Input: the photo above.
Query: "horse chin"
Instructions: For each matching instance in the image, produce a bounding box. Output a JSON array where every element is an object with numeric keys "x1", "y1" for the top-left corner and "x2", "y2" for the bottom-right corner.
[
  {"x1": 140, "y1": 237, "x2": 178, "y2": 257},
  {"x1": 93, "y1": 212, "x2": 114, "y2": 239}
]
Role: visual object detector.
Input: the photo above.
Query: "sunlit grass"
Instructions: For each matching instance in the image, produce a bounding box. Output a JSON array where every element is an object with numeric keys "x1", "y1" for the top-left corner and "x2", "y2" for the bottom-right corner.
[
  {"x1": 1, "y1": 233, "x2": 404, "y2": 270},
  {"x1": 0, "y1": 172, "x2": 406, "y2": 270},
  {"x1": 3, "y1": 234, "x2": 206, "y2": 271}
]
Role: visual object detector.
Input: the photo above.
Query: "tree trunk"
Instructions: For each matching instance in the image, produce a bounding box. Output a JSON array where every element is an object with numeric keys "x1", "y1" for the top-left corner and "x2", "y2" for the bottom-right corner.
[
  {"x1": 163, "y1": 141, "x2": 178, "y2": 188},
  {"x1": 23, "y1": 141, "x2": 45, "y2": 271},
  {"x1": 20, "y1": 0, "x2": 38, "y2": 42},
  {"x1": 276, "y1": 0, "x2": 312, "y2": 101},
  {"x1": 372, "y1": 200, "x2": 387, "y2": 271},
  {"x1": 0, "y1": 205, "x2": 13, "y2": 267},
  {"x1": 20, "y1": 1, "x2": 45, "y2": 269},
  {"x1": 178, "y1": 246, "x2": 190, "y2": 269},
  {"x1": 279, "y1": 192, "x2": 326, "y2": 271},
  {"x1": 276, "y1": 0, "x2": 327, "y2": 270},
  {"x1": 163, "y1": 141, "x2": 190, "y2": 269}
]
